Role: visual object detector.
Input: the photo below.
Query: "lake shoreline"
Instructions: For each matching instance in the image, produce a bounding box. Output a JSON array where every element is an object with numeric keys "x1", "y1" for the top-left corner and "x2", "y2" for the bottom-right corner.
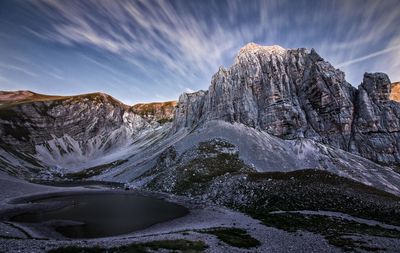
[{"x1": 0, "y1": 172, "x2": 385, "y2": 253}]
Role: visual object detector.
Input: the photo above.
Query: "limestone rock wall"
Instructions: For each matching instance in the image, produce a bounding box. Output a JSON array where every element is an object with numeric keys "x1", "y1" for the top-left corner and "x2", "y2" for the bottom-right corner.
[{"x1": 173, "y1": 43, "x2": 400, "y2": 167}]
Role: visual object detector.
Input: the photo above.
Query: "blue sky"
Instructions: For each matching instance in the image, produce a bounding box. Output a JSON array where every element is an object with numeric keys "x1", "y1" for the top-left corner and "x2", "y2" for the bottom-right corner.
[{"x1": 0, "y1": 0, "x2": 399, "y2": 105}]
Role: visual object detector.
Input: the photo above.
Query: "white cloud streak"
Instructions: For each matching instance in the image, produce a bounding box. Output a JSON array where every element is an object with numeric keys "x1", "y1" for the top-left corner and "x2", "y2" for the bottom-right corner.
[
  {"x1": 0, "y1": 63, "x2": 38, "y2": 77},
  {"x1": 337, "y1": 44, "x2": 400, "y2": 68},
  {"x1": 12, "y1": 0, "x2": 400, "y2": 91},
  {"x1": 29, "y1": 0, "x2": 277, "y2": 88}
]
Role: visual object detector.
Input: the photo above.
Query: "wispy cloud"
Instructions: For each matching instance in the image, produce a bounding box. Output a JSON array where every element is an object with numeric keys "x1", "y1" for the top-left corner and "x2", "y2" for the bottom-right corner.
[
  {"x1": 0, "y1": 74, "x2": 9, "y2": 82},
  {"x1": 1, "y1": 0, "x2": 399, "y2": 101},
  {"x1": 337, "y1": 44, "x2": 400, "y2": 68},
  {"x1": 29, "y1": 0, "x2": 400, "y2": 86},
  {"x1": 28, "y1": 0, "x2": 284, "y2": 88},
  {"x1": 0, "y1": 63, "x2": 38, "y2": 77}
]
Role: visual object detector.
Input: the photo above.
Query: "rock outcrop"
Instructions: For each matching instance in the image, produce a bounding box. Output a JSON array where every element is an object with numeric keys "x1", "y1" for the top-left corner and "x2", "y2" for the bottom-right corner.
[
  {"x1": 390, "y1": 82, "x2": 400, "y2": 102},
  {"x1": 350, "y1": 74, "x2": 400, "y2": 167},
  {"x1": 131, "y1": 101, "x2": 177, "y2": 124},
  {"x1": 173, "y1": 91, "x2": 207, "y2": 131},
  {"x1": 173, "y1": 43, "x2": 400, "y2": 167}
]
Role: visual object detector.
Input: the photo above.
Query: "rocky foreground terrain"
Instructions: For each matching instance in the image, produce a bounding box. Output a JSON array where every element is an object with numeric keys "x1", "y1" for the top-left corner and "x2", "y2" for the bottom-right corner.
[{"x1": 1, "y1": 43, "x2": 400, "y2": 252}]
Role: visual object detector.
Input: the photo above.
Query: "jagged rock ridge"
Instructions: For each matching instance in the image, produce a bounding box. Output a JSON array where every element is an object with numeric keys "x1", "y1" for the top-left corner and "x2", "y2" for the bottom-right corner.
[{"x1": 174, "y1": 43, "x2": 400, "y2": 168}]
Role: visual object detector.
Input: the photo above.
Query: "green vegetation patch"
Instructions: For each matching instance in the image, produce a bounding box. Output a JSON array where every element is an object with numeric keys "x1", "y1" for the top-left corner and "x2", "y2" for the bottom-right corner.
[
  {"x1": 48, "y1": 239, "x2": 207, "y2": 253},
  {"x1": 171, "y1": 140, "x2": 253, "y2": 195},
  {"x1": 172, "y1": 152, "x2": 250, "y2": 195},
  {"x1": 145, "y1": 139, "x2": 254, "y2": 195},
  {"x1": 157, "y1": 118, "x2": 173, "y2": 124},
  {"x1": 255, "y1": 212, "x2": 400, "y2": 252},
  {"x1": 228, "y1": 169, "x2": 400, "y2": 227},
  {"x1": 202, "y1": 227, "x2": 260, "y2": 248},
  {"x1": 247, "y1": 169, "x2": 398, "y2": 200}
]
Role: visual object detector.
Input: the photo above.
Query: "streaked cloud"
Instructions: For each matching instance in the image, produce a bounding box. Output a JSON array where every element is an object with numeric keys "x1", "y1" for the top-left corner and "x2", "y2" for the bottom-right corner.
[
  {"x1": 337, "y1": 44, "x2": 400, "y2": 68},
  {"x1": 0, "y1": 63, "x2": 38, "y2": 77},
  {"x1": 0, "y1": 0, "x2": 399, "y2": 103}
]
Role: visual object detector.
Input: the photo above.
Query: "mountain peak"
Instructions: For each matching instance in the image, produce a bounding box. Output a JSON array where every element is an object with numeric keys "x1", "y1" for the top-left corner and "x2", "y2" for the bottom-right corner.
[
  {"x1": 238, "y1": 43, "x2": 286, "y2": 57},
  {"x1": 174, "y1": 42, "x2": 400, "y2": 170}
]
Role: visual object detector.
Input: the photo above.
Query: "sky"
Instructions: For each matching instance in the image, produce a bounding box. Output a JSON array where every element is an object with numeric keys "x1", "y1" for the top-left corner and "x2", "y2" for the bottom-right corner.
[{"x1": 0, "y1": 0, "x2": 399, "y2": 105}]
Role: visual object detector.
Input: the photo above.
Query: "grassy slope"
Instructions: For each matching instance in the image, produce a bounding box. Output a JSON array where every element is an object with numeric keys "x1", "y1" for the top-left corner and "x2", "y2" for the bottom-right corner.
[
  {"x1": 0, "y1": 91, "x2": 128, "y2": 109},
  {"x1": 257, "y1": 212, "x2": 400, "y2": 252}
]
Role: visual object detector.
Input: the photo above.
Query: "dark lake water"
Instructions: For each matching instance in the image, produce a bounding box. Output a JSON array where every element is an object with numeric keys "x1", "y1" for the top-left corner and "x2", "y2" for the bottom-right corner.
[{"x1": 11, "y1": 193, "x2": 188, "y2": 239}]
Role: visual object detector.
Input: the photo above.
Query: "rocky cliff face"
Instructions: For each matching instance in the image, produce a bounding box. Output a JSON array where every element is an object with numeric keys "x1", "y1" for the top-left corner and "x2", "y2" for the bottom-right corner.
[
  {"x1": 390, "y1": 82, "x2": 400, "y2": 102},
  {"x1": 174, "y1": 44, "x2": 356, "y2": 146},
  {"x1": 131, "y1": 101, "x2": 177, "y2": 124},
  {"x1": 173, "y1": 43, "x2": 400, "y2": 168},
  {"x1": 350, "y1": 74, "x2": 400, "y2": 167},
  {"x1": 173, "y1": 91, "x2": 207, "y2": 131},
  {"x1": 0, "y1": 92, "x2": 151, "y2": 173}
]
